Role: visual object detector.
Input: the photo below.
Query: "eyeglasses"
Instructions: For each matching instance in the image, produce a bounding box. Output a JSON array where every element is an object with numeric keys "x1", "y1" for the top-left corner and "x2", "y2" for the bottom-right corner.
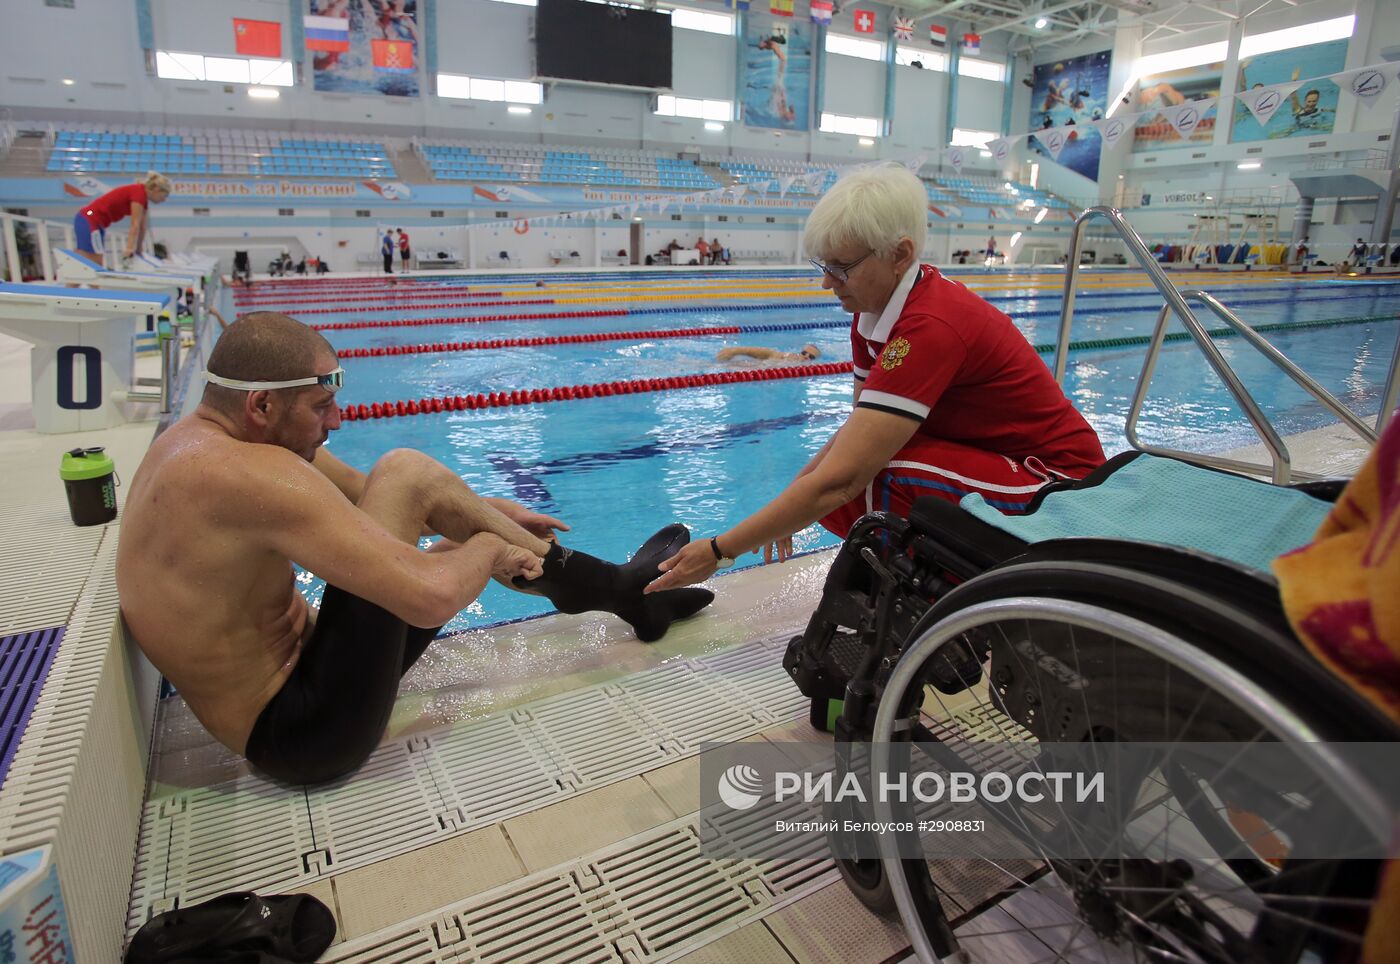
[
  {"x1": 205, "y1": 368, "x2": 345, "y2": 394},
  {"x1": 67, "y1": 446, "x2": 106, "y2": 457},
  {"x1": 809, "y1": 250, "x2": 874, "y2": 284}
]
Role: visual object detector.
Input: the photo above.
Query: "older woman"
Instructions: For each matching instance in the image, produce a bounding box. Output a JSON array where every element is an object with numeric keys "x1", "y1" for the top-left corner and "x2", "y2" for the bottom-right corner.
[
  {"x1": 647, "y1": 163, "x2": 1105, "y2": 592},
  {"x1": 73, "y1": 170, "x2": 172, "y2": 267}
]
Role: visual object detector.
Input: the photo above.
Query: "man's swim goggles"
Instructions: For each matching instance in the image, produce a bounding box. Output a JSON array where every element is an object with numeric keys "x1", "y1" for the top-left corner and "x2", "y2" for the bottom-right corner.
[{"x1": 204, "y1": 368, "x2": 345, "y2": 394}]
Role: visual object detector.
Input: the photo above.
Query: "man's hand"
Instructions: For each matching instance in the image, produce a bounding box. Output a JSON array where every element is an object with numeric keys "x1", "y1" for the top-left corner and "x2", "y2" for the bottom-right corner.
[
  {"x1": 493, "y1": 500, "x2": 570, "y2": 542},
  {"x1": 512, "y1": 509, "x2": 569, "y2": 542},
  {"x1": 645, "y1": 540, "x2": 718, "y2": 593},
  {"x1": 494, "y1": 541, "x2": 544, "y2": 581}
]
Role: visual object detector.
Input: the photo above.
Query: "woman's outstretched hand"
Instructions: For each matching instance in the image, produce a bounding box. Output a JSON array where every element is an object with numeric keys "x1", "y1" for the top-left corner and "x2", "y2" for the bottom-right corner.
[{"x1": 645, "y1": 540, "x2": 718, "y2": 593}]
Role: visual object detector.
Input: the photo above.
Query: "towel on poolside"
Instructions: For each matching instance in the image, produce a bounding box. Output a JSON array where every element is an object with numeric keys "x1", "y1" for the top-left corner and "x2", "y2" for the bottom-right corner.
[
  {"x1": 1273, "y1": 416, "x2": 1400, "y2": 964},
  {"x1": 958, "y1": 454, "x2": 1332, "y2": 572}
]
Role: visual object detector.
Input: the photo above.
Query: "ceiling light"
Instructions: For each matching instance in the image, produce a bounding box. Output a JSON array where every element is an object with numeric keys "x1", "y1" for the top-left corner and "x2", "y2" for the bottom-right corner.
[
  {"x1": 1034, "y1": 207, "x2": 1048, "y2": 224},
  {"x1": 978, "y1": 150, "x2": 992, "y2": 157},
  {"x1": 858, "y1": 137, "x2": 875, "y2": 146},
  {"x1": 705, "y1": 121, "x2": 724, "y2": 131},
  {"x1": 1237, "y1": 161, "x2": 1261, "y2": 169},
  {"x1": 1035, "y1": 17, "x2": 1048, "y2": 29},
  {"x1": 248, "y1": 87, "x2": 279, "y2": 99},
  {"x1": 62, "y1": 78, "x2": 75, "y2": 86},
  {"x1": 508, "y1": 105, "x2": 532, "y2": 114}
]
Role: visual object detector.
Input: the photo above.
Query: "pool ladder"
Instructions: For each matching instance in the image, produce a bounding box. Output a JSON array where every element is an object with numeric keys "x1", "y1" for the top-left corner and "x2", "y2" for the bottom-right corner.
[{"x1": 1055, "y1": 206, "x2": 1398, "y2": 483}]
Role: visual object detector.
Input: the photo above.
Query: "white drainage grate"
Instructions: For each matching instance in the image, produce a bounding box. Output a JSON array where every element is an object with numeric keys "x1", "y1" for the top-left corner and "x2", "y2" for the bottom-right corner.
[
  {"x1": 322, "y1": 817, "x2": 831, "y2": 964},
  {"x1": 129, "y1": 637, "x2": 810, "y2": 931}
]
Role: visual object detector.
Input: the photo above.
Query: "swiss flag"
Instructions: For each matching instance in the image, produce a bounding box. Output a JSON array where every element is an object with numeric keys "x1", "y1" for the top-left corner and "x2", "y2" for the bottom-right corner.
[
  {"x1": 853, "y1": 9, "x2": 875, "y2": 33},
  {"x1": 233, "y1": 19, "x2": 281, "y2": 58}
]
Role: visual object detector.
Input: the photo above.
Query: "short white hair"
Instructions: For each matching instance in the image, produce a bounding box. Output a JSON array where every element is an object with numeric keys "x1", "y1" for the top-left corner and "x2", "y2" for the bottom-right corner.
[{"x1": 803, "y1": 163, "x2": 927, "y2": 262}]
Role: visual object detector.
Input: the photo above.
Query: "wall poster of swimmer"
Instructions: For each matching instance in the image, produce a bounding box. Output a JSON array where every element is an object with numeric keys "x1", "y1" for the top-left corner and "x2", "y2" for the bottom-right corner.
[
  {"x1": 741, "y1": 19, "x2": 812, "y2": 130},
  {"x1": 307, "y1": 0, "x2": 420, "y2": 98},
  {"x1": 1132, "y1": 61, "x2": 1221, "y2": 152},
  {"x1": 1028, "y1": 50, "x2": 1112, "y2": 181},
  {"x1": 1232, "y1": 39, "x2": 1348, "y2": 142}
]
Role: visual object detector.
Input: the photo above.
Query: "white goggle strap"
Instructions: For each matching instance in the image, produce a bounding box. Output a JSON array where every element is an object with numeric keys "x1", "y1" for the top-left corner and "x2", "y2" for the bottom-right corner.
[{"x1": 204, "y1": 369, "x2": 342, "y2": 391}]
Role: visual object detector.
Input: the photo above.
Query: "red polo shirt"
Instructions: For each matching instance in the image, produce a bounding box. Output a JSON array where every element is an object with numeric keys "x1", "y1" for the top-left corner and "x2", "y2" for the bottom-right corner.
[{"x1": 850, "y1": 263, "x2": 1104, "y2": 476}]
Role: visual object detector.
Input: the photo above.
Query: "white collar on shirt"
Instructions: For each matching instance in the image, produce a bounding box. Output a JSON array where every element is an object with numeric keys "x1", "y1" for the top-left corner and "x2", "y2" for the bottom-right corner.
[{"x1": 856, "y1": 262, "x2": 923, "y2": 344}]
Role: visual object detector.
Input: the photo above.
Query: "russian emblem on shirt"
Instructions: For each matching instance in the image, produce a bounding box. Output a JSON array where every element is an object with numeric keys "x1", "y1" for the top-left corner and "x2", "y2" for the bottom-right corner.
[{"x1": 880, "y1": 337, "x2": 911, "y2": 370}]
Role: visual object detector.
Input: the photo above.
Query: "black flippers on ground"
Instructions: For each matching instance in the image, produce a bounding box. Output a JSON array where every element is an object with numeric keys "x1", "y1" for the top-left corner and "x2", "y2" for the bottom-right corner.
[
  {"x1": 124, "y1": 892, "x2": 335, "y2": 963},
  {"x1": 515, "y1": 523, "x2": 715, "y2": 641}
]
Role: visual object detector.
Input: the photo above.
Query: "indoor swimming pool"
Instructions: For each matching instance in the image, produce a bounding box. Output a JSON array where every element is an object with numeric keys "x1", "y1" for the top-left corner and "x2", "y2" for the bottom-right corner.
[{"x1": 232, "y1": 269, "x2": 1400, "y2": 631}]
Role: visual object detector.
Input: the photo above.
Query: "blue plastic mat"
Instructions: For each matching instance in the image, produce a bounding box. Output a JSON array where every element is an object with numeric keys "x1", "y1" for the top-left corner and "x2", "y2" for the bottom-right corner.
[
  {"x1": 959, "y1": 456, "x2": 1333, "y2": 572},
  {"x1": 0, "y1": 628, "x2": 64, "y2": 794}
]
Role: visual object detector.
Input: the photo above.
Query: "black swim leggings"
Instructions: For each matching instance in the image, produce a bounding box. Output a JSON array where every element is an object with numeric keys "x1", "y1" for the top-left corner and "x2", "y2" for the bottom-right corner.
[{"x1": 244, "y1": 586, "x2": 441, "y2": 785}]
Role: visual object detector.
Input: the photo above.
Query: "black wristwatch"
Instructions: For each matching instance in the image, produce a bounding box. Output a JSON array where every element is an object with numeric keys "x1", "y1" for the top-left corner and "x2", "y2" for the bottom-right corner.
[{"x1": 710, "y1": 536, "x2": 736, "y2": 569}]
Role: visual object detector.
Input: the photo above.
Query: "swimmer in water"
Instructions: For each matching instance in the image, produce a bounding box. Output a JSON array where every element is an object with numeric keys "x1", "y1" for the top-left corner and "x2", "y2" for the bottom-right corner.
[{"x1": 716, "y1": 344, "x2": 821, "y2": 364}]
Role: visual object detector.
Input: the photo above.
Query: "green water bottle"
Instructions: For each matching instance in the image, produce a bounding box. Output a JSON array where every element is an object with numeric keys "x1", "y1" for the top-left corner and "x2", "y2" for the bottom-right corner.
[{"x1": 59, "y1": 446, "x2": 118, "y2": 526}]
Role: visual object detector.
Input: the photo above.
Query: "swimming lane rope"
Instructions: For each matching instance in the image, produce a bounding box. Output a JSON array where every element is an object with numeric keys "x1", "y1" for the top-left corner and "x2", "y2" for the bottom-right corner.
[
  {"x1": 335, "y1": 320, "x2": 851, "y2": 358},
  {"x1": 338, "y1": 362, "x2": 854, "y2": 421},
  {"x1": 311, "y1": 300, "x2": 839, "y2": 331}
]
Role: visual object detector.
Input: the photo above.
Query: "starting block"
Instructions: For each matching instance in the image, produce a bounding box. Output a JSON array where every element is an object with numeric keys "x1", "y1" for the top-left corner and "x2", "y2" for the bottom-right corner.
[{"x1": 0, "y1": 282, "x2": 172, "y2": 433}]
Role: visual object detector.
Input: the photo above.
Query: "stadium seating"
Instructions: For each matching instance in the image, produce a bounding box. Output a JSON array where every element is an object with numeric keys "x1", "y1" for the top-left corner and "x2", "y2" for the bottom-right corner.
[
  {"x1": 416, "y1": 140, "x2": 718, "y2": 189},
  {"x1": 47, "y1": 125, "x2": 395, "y2": 178}
]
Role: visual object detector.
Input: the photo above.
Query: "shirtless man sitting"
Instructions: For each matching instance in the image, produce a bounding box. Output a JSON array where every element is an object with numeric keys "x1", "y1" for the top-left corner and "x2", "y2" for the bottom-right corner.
[
  {"x1": 117, "y1": 312, "x2": 713, "y2": 785},
  {"x1": 716, "y1": 344, "x2": 821, "y2": 364}
]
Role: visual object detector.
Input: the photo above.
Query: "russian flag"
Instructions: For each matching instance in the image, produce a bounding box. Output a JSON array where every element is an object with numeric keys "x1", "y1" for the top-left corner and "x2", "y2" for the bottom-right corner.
[{"x1": 304, "y1": 14, "x2": 349, "y2": 53}]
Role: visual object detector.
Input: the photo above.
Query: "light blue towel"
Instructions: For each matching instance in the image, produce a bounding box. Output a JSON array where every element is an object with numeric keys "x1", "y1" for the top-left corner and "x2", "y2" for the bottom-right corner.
[{"x1": 958, "y1": 455, "x2": 1332, "y2": 572}]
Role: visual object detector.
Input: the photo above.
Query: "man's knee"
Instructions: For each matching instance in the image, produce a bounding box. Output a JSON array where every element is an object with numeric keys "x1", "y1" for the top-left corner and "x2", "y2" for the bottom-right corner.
[{"x1": 366, "y1": 448, "x2": 454, "y2": 498}]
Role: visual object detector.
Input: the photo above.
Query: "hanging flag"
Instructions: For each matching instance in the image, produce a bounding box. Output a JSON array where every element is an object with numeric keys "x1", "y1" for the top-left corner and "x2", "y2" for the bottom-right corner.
[
  {"x1": 303, "y1": 14, "x2": 349, "y2": 53},
  {"x1": 778, "y1": 175, "x2": 797, "y2": 197},
  {"x1": 962, "y1": 33, "x2": 980, "y2": 55},
  {"x1": 987, "y1": 138, "x2": 1012, "y2": 165},
  {"x1": 947, "y1": 146, "x2": 964, "y2": 174},
  {"x1": 770, "y1": 0, "x2": 794, "y2": 17},
  {"x1": 1237, "y1": 83, "x2": 1298, "y2": 128},
  {"x1": 930, "y1": 24, "x2": 947, "y2": 48},
  {"x1": 725, "y1": 0, "x2": 750, "y2": 10},
  {"x1": 853, "y1": 8, "x2": 876, "y2": 34},
  {"x1": 233, "y1": 19, "x2": 281, "y2": 58},
  {"x1": 1339, "y1": 67, "x2": 1388, "y2": 107},
  {"x1": 893, "y1": 16, "x2": 914, "y2": 42},
  {"x1": 371, "y1": 39, "x2": 414, "y2": 73},
  {"x1": 1094, "y1": 114, "x2": 1132, "y2": 149},
  {"x1": 809, "y1": 0, "x2": 833, "y2": 25},
  {"x1": 1035, "y1": 127, "x2": 1068, "y2": 161},
  {"x1": 1164, "y1": 99, "x2": 1213, "y2": 139}
]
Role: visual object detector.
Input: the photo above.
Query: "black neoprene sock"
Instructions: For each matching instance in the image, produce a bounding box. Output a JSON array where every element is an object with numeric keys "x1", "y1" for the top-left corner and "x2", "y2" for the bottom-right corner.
[{"x1": 514, "y1": 525, "x2": 715, "y2": 641}]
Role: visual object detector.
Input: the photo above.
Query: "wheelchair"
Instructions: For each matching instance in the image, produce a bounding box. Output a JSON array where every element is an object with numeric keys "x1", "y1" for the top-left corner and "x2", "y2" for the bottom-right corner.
[{"x1": 783, "y1": 451, "x2": 1399, "y2": 963}]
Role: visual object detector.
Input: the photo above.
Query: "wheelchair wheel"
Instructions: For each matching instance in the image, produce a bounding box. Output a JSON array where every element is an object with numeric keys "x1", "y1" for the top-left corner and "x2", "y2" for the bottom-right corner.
[{"x1": 867, "y1": 566, "x2": 1398, "y2": 964}]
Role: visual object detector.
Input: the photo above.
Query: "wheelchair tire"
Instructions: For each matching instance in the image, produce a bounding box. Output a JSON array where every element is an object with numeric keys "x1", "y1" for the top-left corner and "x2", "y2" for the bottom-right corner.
[
  {"x1": 871, "y1": 565, "x2": 1399, "y2": 964},
  {"x1": 835, "y1": 856, "x2": 897, "y2": 918}
]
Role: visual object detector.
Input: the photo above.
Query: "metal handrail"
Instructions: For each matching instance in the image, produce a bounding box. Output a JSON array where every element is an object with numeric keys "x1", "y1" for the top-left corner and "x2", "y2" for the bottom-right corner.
[
  {"x1": 1055, "y1": 206, "x2": 1381, "y2": 484},
  {"x1": 1126, "y1": 290, "x2": 1380, "y2": 482}
]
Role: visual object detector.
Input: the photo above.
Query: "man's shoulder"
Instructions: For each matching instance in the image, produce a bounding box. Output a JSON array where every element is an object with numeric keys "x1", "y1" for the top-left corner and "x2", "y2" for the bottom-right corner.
[{"x1": 146, "y1": 419, "x2": 308, "y2": 496}]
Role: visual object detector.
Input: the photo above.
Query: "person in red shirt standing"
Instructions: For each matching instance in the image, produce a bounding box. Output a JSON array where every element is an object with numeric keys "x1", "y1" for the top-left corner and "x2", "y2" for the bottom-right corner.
[
  {"x1": 645, "y1": 163, "x2": 1105, "y2": 590},
  {"x1": 396, "y1": 228, "x2": 411, "y2": 271},
  {"x1": 73, "y1": 171, "x2": 172, "y2": 267}
]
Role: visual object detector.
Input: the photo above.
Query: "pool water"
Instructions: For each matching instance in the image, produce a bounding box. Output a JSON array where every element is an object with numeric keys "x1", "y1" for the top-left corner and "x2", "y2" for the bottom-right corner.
[{"x1": 253, "y1": 271, "x2": 1399, "y2": 631}]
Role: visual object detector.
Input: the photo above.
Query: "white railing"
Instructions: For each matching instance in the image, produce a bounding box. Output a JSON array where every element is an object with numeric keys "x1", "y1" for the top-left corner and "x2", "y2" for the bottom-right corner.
[{"x1": 0, "y1": 213, "x2": 75, "y2": 282}]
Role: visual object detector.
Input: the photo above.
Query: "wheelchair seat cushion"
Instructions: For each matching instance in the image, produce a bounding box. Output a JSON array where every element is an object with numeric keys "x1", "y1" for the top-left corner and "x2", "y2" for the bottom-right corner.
[{"x1": 955, "y1": 453, "x2": 1332, "y2": 573}]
